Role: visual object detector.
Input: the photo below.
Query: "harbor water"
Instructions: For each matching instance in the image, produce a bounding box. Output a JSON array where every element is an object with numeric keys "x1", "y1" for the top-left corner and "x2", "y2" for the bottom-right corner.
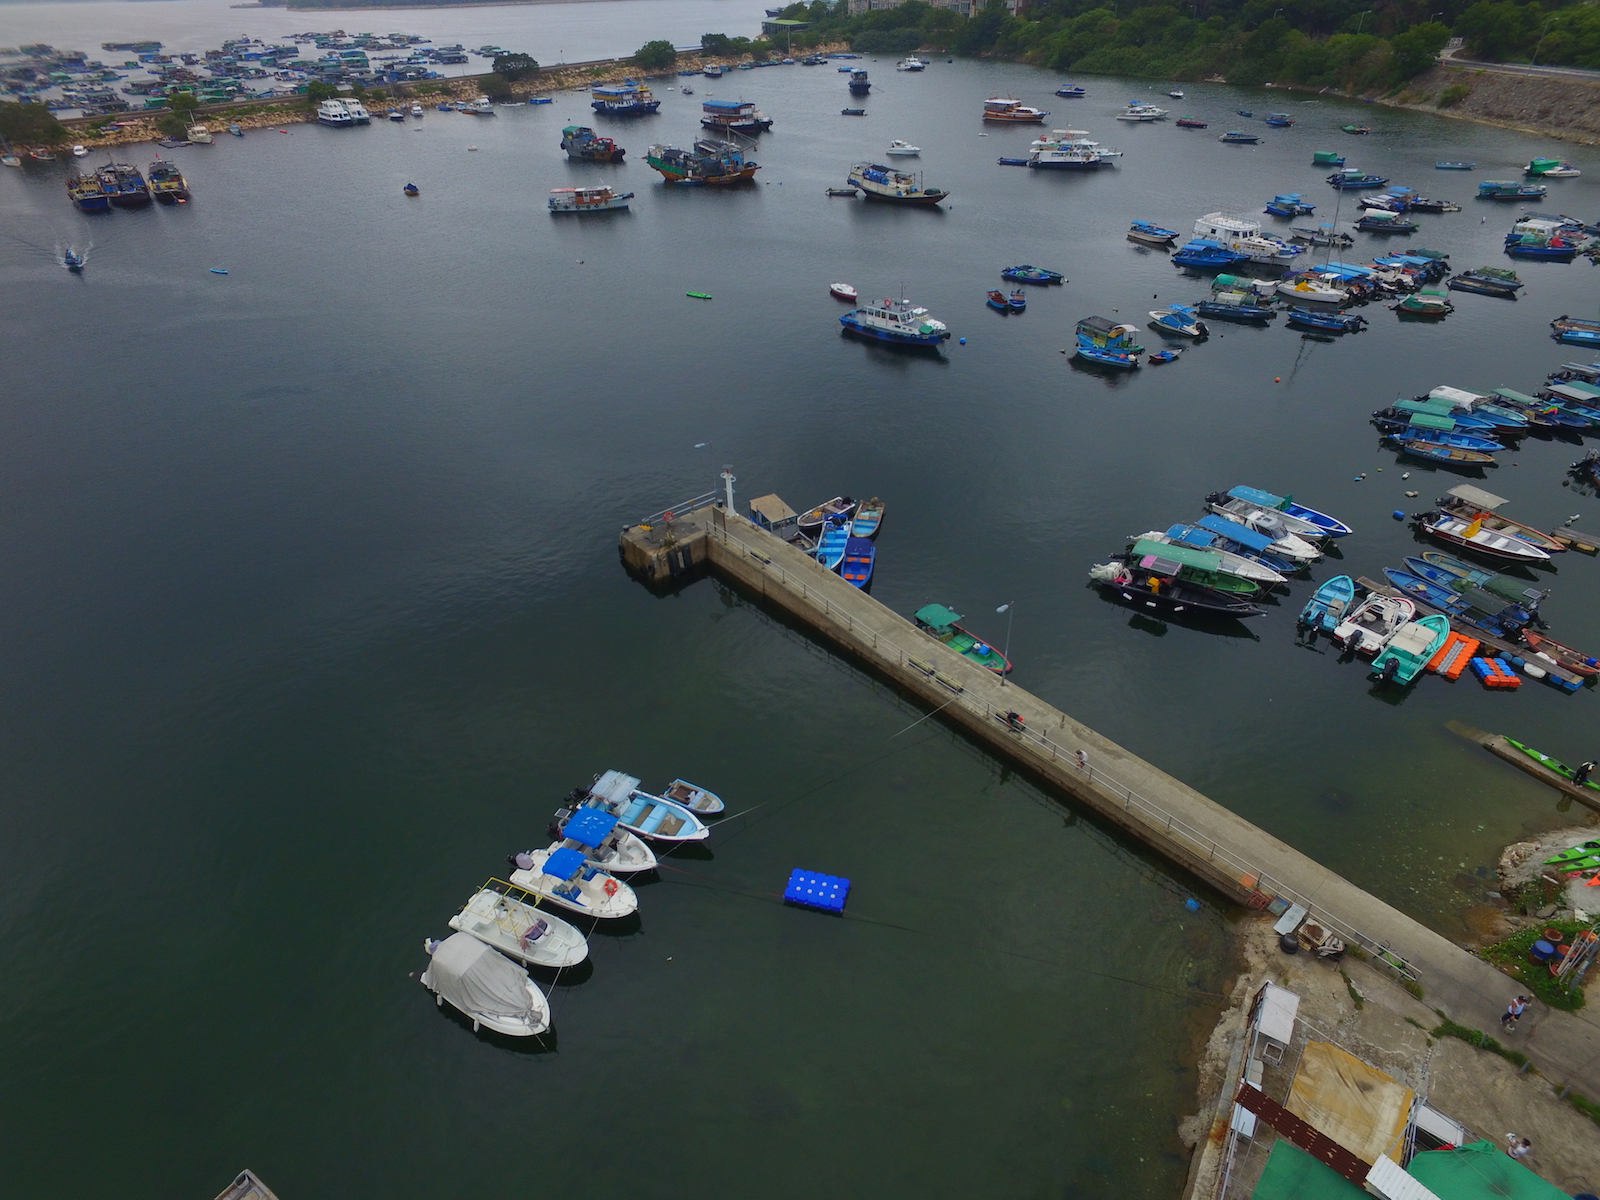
[{"x1": 2, "y1": 25, "x2": 1599, "y2": 1199}]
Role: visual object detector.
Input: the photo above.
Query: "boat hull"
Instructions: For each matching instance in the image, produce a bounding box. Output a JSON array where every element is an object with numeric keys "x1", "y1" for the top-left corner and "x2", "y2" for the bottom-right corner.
[
  {"x1": 841, "y1": 316, "x2": 948, "y2": 347},
  {"x1": 646, "y1": 158, "x2": 758, "y2": 185},
  {"x1": 1096, "y1": 578, "x2": 1262, "y2": 619}
]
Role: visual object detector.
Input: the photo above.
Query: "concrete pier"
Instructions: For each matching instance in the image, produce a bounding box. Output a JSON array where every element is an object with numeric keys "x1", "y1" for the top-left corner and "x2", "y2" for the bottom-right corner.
[
  {"x1": 1482, "y1": 733, "x2": 1600, "y2": 812},
  {"x1": 620, "y1": 499, "x2": 1600, "y2": 1097}
]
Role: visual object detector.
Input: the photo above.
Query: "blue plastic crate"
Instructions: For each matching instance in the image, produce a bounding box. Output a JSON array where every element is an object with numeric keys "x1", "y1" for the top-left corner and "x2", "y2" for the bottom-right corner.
[{"x1": 784, "y1": 868, "x2": 851, "y2": 914}]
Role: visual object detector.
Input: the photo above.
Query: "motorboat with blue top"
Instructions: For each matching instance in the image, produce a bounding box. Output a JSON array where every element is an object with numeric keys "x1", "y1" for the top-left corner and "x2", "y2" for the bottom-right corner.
[
  {"x1": 1189, "y1": 514, "x2": 1310, "y2": 572},
  {"x1": 1198, "y1": 292, "x2": 1277, "y2": 323},
  {"x1": 1219, "y1": 130, "x2": 1260, "y2": 144},
  {"x1": 1137, "y1": 529, "x2": 1288, "y2": 586},
  {"x1": 449, "y1": 880, "x2": 590, "y2": 968},
  {"x1": 840, "y1": 295, "x2": 951, "y2": 348},
  {"x1": 1172, "y1": 239, "x2": 1249, "y2": 270},
  {"x1": 508, "y1": 845, "x2": 639, "y2": 918},
  {"x1": 547, "y1": 804, "x2": 657, "y2": 873},
  {"x1": 1149, "y1": 304, "x2": 1208, "y2": 337},
  {"x1": 1265, "y1": 193, "x2": 1315, "y2": 217},
  {"x1": 1225, "y1": 485, "x2": 1352, "y2": 538},
  {"x1": 1056, "y1": 84, "x2": 1087, "y2": 97},
  {"x1": 582, "y1": 769, "x2": 710, "y2": 842},
  {"x1": 1298, "y1": 575, "x2": 1356, "y2": 635},
  {"x1": 1286, "y1": 307, "x2": 1367, "y2": 334}
]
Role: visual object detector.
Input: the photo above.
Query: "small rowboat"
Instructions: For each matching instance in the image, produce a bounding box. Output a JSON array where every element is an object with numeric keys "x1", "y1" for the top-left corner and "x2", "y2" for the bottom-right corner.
[
  {"x1": 850, "y1": 496, "x2": 885, "y2": 538},
  {"x1": 1414, "y1": 510, "x2": 1552, "y2": 563},
  {"x1": 1149, "y1": 348, "x2": 1182, "y2": 364},
  {"x1": 987, "y1": 289, "x2": 1011, "y2": 312},
  {"x1": 798, "y1": 495, "x2": 858, "y2": 536},
  {"x1": 1298, "y1": 575, "x2": 1355, "y2": 634},
  {"x1": 1008, "y1": 289, "x2": 1027, "y2": 311},
  {"x1": 661, "y1": 778, "x2": 726, "y2": 814},
  {"x1": 1392, "y1": 439, "x2": 1497, "y2": 467},
  {"x1": 403, "y1": 183, "x2": 419, "y2": 196},
  {"x1": 817, "y1": 516, "x2": 850, "y2": 569},
  {"x1": 840, "y1": 536, "x2": 876, "y2": 588},
  {"x1": 1519, "y1": 630, "x2": 1599, "y2": 677},
  {"x1": 830, "y1": 282, "x2": 858, "y2": 301}
]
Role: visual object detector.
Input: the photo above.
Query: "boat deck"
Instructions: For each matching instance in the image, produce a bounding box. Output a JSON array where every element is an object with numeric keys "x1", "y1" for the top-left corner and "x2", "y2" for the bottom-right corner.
[{"x1": 619, "y1": 501, "x2": 1600, "y2": 1103}]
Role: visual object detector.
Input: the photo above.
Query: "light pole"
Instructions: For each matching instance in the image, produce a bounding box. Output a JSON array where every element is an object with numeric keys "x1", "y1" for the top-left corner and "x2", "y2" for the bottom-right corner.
[
  {"x1": 1355, "y1": 9, "x2": 1373, "y2": 35},
  {"x1": 1531, "y1": 15, "x2": 1558, "y2": 65},
  {"x1": 996, "y1": 601, "x2": 1015, "y2": 687}
]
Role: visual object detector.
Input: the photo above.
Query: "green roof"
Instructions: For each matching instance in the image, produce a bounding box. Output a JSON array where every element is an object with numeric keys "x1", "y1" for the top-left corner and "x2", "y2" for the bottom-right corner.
[
  {"x1": 1495, "y1": 387, "x2": 1538, "y2": 404},
  {"x1": 1408, "y1": 1142, "x2": 1572, "y2": 1200},
  {"x1": 1397, "y1": 398, "x2": 1455, "y2": 416},
  {"x1": 914, "y1": 603, "x2": 962, "y2": 632},
  {"x1": 1132, "y1": 538, "x2": 1221, "y2": 573},
  {"x1": 1408, "y1": 413, "x2": 1457, "y2": 431},
  {"x1": 1250, "y1": 1141, "x2": 1367, "y2": 1200}
]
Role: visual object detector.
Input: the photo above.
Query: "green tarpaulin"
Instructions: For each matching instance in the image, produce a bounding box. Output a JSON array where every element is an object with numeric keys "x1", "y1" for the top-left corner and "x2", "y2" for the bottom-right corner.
[
  {"x1": 1407, "y1": 1141, "x2": 1571, "y2": 1200},
  {"x1": 1251, "y1": 1141, "x2": 1368, "y2": 1200}
]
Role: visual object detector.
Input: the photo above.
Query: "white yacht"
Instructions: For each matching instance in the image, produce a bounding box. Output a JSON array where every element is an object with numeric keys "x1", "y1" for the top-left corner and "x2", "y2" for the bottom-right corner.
[
  {"x1": 410, "y1": 102, "x2": 424, "y2": 117},
  {"x1": 186, "y1": 124, "x2": 214, "y2": 143},
  {"x1": 342, "y1": 98, "x2": 371, "y2": 123},
  {"x1": 462, "y1": 96, "x2": 495, "y2": 115},
  {"x1": 420, "y1": 933, "x2": 549, "y2": 1037},
  {"x1": 895, "y1": 56, "x2": 927, "y2": 71},
  {"x1": 1028, "y1": 128, "x2": 1121, "y2": 168},
  {"x1": 885, "y1": 139, "x2": 920, "y2": 156},
  {"x1": 1116, "y1": 102, "x2": 1168, "y2": 121},
  {"x1": 316, "y1": 99, "x2": 353, "y2": 127},
  {"x1": 1193, "y1": 212, "x2": 1306, "y2": 265}
]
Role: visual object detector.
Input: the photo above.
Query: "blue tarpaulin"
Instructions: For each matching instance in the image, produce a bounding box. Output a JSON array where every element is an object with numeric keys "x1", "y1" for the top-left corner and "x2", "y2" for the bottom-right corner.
[
  {"x1": 542, "y1": 846, "x2": 587, "y2": 880},
  {"x1": 563, "y1": 808, "x2": 620, "y2": 848},
  {"x1": 1197, "y1": 512, "x2": 1278, "y2": 552}
]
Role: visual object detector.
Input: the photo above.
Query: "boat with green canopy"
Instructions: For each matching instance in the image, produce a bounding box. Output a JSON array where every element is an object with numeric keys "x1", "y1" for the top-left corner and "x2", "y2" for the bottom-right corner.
[
  {"x1": 1370, "y1": 615, "x2": 1450, "y2": 685},
  {"x1": 912, "y1": 604, "x2": 1011, "y2": 673},
  {"x1": 1128, "y1": 538, "x2": 1262, "y2": 595}
]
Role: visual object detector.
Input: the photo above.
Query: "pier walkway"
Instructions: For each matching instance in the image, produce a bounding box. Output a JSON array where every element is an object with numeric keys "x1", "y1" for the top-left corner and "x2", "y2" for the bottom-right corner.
[{"x1": 620, "y1": 500, "x2": 1600, "y2": 1099}]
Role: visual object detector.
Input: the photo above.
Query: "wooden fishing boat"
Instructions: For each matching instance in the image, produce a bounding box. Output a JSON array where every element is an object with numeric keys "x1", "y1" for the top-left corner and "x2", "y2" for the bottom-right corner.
[
  {"x1": 1412, "y1": 510, "x2": 1552, "y2": 564},
  {"x1": 840, "y1": 536, "x2": 876, "y2": 588},
  {"x1": 661, "y1": 778, "x2": 726, "y2": 815},
  {"x1": 913, "y1": 604, "x2": 1011, "y2": 672},
  {"x1": 816, "y1": 517, "x2": 850, "y2": 570},
  {"x1": 1370, "y1": 615, "x2": 1450, "y2": 685},
  {"x1": 1519, "y1": 630, "x2": 1599, "y2": 677},
  {"x1": 987, "y1": 289, "x2": 1011, "y2": 312},
  {"x1": 1332, "y1": 593, "x2": 1416, "y2": 655},
  {"x1": 1392, "y1": 439, "x2": 1496, "y2": 468},
  {"x1": 1298, "y1": 575, "x2": 1355, "y2": 634},
  {"x1": 1438, "y1": 488, "x2": 1567, "y2": 553},
  {"x1": 798, "y1": 495, "x2": 858, "y2": 536},
  {"x1": 850, "y1": 497, "x2": 885, "y2": 538}
]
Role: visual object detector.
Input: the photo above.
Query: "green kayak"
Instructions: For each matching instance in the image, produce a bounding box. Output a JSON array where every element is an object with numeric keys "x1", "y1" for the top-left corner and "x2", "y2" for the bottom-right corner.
[
  {"x1": 1506, "y1": 738, "x2": 1600, "y2": 792},
  {"x1": 1544, "y1": 839, "x2": 1600, "y2": 868}
]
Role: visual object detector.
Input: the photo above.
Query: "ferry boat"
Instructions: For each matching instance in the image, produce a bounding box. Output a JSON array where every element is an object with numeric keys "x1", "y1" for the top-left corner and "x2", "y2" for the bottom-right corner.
[
  {"x1": 316, "y1": 98, "x2": 353, "y2": 126},
  {"x1": 100, "y1": 162, "x2": 151, "y2": 208},
  {"x1": 1026, "y1": 128, "x2": 1120, "y2": 168},
  {"x1": 700, "y1": 98, "x2": 772, "y2": 135},
  {"x1": 1116, "y1": 102, "x2": 1168, "y2": 121},
  {"x1": 560, "y1": 125, "x2": 625, "y2": 162},
  {"x1": 983, "y1": 97, "x2": 1049, "y2": 123},
  {"x1": 840, "y1": 296, "x2": 950, "y2": 348},
  {"x1": 848, "y1": 69, "x2": 871, "y2": 95},
  {"x1": 548, "y1": 185, "x2": 633, "y2": 213},
  {"x1": 1193, "y1": 212, "x2": 1305, "y2": 265},
  {"x1": 147, "y1": 159, "x2": 190, "y2": 204},
  {"x1": 645, "y1": 139, "x2": 759, "y2": 185},
  {"x1": 66, "y1": 169, "x2": 111, "y2": 212},
  {"x1": 847, "y1": 162, "x2": 948, "y2": 204},
  {"x1": 591, "y1": 79, "x2": 658, "y2": 116}
]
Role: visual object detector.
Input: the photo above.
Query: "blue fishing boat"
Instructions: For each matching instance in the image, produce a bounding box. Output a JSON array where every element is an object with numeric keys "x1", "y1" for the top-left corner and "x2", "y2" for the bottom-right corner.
[
  {"x1": 1197, "y1": 296, "x2": 1276, "y2": 323},
  {"x1": 1264, "y1": 113, "x2": 1294, "y2": 127},
  {"x1": 987, "y1": 289, "x2": 1011, "y2": 312},
  {"x1": 1008, "y1": 289, "x2": 1027, "y2": 311},
  {"x1": 1370, "y1": 615, "x2": 1450, "y2": 685},
  {"x1": 1172, "y1": 239, "x2": 1249, "y2": 270},
  {"x1": 1327, "y1": 170, "x2": 1389, "y2": 189},
  {"x1": 1478, "y1": 180, "x2": 1545, "y2": 200},
  {"x1": 1219, "y1": 130, "x2": 1260, "y2": 144},
  {"x1": 1149, "y1": 304, "x2": 1208, "y2": 337},
  {"x1": 816, "y1": 516, "x2": 850, "y2": 570},
  {"x1": 1128, "y1": 221, "x2": 1179, "y2": 246},
  {"x1": 590, "y1": 79, "x2": 660, "y2": 116},
  {"x1": 1056, "y1": 85, "x2": 1087, "y2": 97},
  {"x1": 1392, "y1": 439, "x2": 1497, "y2": 467},
  {"x1": 1149, "y1": 349, "x2": 1183, "y2": 364},
  {"x1": 1412, "y1": 551, "x2": 1496, "y2": 589},
  {"x1": 850, "y1": 497, "x2": 884, "y2": 538},
  {"x1": 1073, "y1": 316, "x2": 1143, "y2": 370},
  {"x1": 1356, "y1": 211, "x2": 1418, "y2": 234},
  {"x1": 1436, "y1": 161, "x2": 1475, "y2": 170},
  {"x1": 1372, "y1": 405, "x2": 1498, "y2": 434},
  {"x1": 1313, "y1": 151, "x2": 1345, "y2": 167},
  {"x1": 1002, "y1": 264, "x2": 1065, "y2": 284},
  {"x1": 1396, "y1": 426, "x2": 1504, "y2": 453},
  {"x1": 1286, "y1": 307, "x2": 1367, "y2": 334},
  {"x1": 63, "y1": 248, "x2": 86, "y2": 271},
  {"x1": 839, "y1": 295, "x2": 951, "y2": 348},
  {"x1": 1507, "y1": 239, "x2": 1577, "y2": 262},
  {"x1": 1265, "y1": 193, "x2": 1315, "y2": 217},
  {"x1": 1298, "y1": 575, "x2": 1356, "y2": 634},
  {"x1": 997, "y1": 157, "x2": 1031, "y2": 166},
  {"x1": 1227, "y1": 485, "x2": 1353, "y2": 538},
  {"x1": 1383, "y1": 567, "x2": 1539, "y2": 636},
  {"x1": 840, "y1": 536, "x2": 875, "y2": 588},
  {"x1": 1186, "y1": 516, "x2": 1307, "y2": 574},
  {"x1": 1236, "y1": 109, "x2": 1253, "y2": 117}
]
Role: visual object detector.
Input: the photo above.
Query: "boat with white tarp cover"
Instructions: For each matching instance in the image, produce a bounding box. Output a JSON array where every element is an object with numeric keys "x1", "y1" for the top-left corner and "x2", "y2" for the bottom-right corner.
[{"x1": 420, "y1": 931, "x2": 550, "y2": 1036}]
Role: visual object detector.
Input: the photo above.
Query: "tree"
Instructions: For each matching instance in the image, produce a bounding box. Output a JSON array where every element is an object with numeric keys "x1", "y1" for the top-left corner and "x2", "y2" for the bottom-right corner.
[
  {"x1": 1389, "y1": 20, "x2": 1449, "y2": 77},
  {"x1": 305, "y1": 81, "x2": 341, "y2": 102},
  {"x1": 1456, "y1": 1, "x2": 1528, "y2": 60},
  {"x1": 493, "y1": 52, "x2": 538, "y2": 81},
  {"x1": 701, "y1": 32, "x2": 750, "y2": 57},
  {"x1": 480, "y1": 73, "x2": 515, "y2": 100},
  {"x1": 167, "y1": 90, "x2": 200, "y2": 116},
  {"x1": 634, "y1": 40, "x2": 677, "y2": 69}
]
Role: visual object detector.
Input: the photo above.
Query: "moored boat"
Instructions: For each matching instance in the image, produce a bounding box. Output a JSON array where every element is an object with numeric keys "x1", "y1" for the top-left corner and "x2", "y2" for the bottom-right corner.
[
  {"x1": 1225, "y1": 485, "x2": 1352, "y2": 538},
  {"x1": 913, "y1": 603, "x2": 1012, "y2": 672},
  {"x1": 983, "y1": 97, "x2": 1049, "y2": 122},
  {"x1": 700, "y1": 98, "x2": 772, "y2": 136},
  {"x1": 1265, "y1": 193, "x2": 1315, "y2": 217},
  {"x1": 885, "y1": 139, "x2": 920, "y2": 156},
  {"x1": 1175, "y1": 117, "x2": 1207, "y2": 129},
  {"x1": 147, "y1": 159, "x2": 189, "y2": 204},
  {"x1": 848, "y1": 69, "x2": 871, "y2": 95},
  {"x1": 646, "y1": 139, "x2": 758, "y2": 185},
  {"x1": 1391, "y1": 290, "x2": 1452, "y2": 318},
  {"x1": 1128, "y1": 221, "x2": 1178, "y2": 246},
  {"x1": 848, "y1": 162, "x2": 947, "y2": 204},
  {"x1": 420, "y1": 932, "x2": 550, "y2": 1036},
  {"x1": 987, "y1": 289, "x2": 1011, "y2": 313},
  {"x1": 560, "y1": 125, "x2": 624, "y2": 162},
  {"x1": 1327, "y1": 169, "x2": 1388, "y2": 189},
  {"x1": 591, "y1": 79, "x2": 658, "y2": 116},
  {"x1": 1446, "y1": 266, "x2": 1521, "y2": 297},
  {"x1": 1149, "y1": 304, "x2": 1208, "y2": 337},
  {"x1": 1002, "y1": 264, "x2": 1065, "y2": 284},
  {"x1": 840, "y1": 296, "x2": 951, "y2": 348},
  {"x1": 1126, "y1": 538, "x2": 1263, "y2": 596},
  {"x1": 548, "y1": 185, "x2": 633, "y2": 213},
  {"x1": 1436, "y1": 488, "x2": 1566, "y2": 553},
  {"x1": 583, "y1": 769, "x2": 710, "y2": 842},
  {"x1": 1520, "y1": 630, "x2": 1599, "y2": 678},
  {"x1": 66, "y1": 169, "x2": 111, "y2": 212},
  {"x1": 660, "y1": 778, "x2": 725, "y2": 815},
  {"x1": 547, "y1": 804, "x2": 658, "y2": 872},
  {"x1": 1370, "y1": 615, "x2": 1450, "y2": 684},
  {"x1": 1286, "y1": 306, "x2": 1366, "y2": 334},
  {"x1": 840, "y1": 536, "x2": 876, "y2": 588},
  {"x1": 100, "y1": 162, "x2": 151, "y2": 208},
  {"x1": 1393, "y1": 440, "x2": 1497, "y2": 467},
  {"x1": 829, "y1": 282, "x2": 858, "y2": 301},
  {"x1": 1218, "y1": 130, "x2": 1260, "y2": 144},
  {"x1": 1073, "y1": 315, "x2": 1142, "y2": 369},
  {"x1": 1088, "y1": 559, "x2": 1264, "y2": 619},
  {"x1": 850, "y1": 497, "x2": 885, "y2": 538},
  {"x1": 798, "y1": 496, "x2": 858, "y2": 536},
  {"x1": 1411, "y1": 509, "x2": 1553, "y2": 564},
  {"x1": 816, "y1": 515, "x2": 850, "y2": 569},
  {"x1": 449, "y1": 880, "x2": 589, "y2": 969},
  {"x1": 1298, "y1": 575, "x2": 1356, "y2": 634},
  {"x1": 1332, "y1": 593, "x2": 1416, "y2": 655},
  {"x1": 1137, "y1": 530, "x2": 1287, "y2": 586},
  {"x1": 507, "y1": 845, "x2": 638, "y2": 919}
]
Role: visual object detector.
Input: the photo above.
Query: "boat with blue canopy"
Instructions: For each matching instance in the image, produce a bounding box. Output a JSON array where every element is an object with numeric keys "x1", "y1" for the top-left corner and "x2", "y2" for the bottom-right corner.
[
  {"x1": 1299, "y1": 575, "x2": 1356, "y2": 635},
  {"x1": 1172, "y1": 239, "x2": 1249, "y2": 270},
  {"x1": 1286, "y1": 307, "x2": 1367, "y2": 334},
  {"x1": 1370, "y1": 615, "x2": 1450, "y2": 685},
  {"x1": 550, "y1": 805, "x2": 658, "y2": 873},
  {"x1": 1370, "y1": 406, "x2": 1498, "y2": 435},
  {"x1": 1170, "y1": 519, "x2": 1304, "y2": 575},
  {"x1": 1226, "y1": 485, "x2": 1352, "y2": 538},
  {"x1": 506, "y1": 845, "x2": 639, "y2": 918},
  {"x1": 1128, "y1": 221, "x2": 1179, "y2": 246},
  {"x1": 1149, "y1": 304, "x2": 1208, "y2": 337},
  {"x1": 582, "y1": 769, "x2": 709, "y2": 843},
  {"x1": 1195, "y1": 511, "x2": 1321, "y2": 564},
  {"x1": 1002, "y1": 264, "x2": 1065, "y2": 284},
  {"x1": 1265, "y1": 193, "x2": 1315, "y2": 217}
]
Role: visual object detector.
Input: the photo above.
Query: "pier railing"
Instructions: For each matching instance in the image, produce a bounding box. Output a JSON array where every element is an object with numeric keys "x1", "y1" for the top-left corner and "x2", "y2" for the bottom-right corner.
[
  {"x1": 708, "y1": 516, "x2": 1420, "y2": 983},
  {"x1": 635, "y1": 491, "x2": 719, "y2": 529}
]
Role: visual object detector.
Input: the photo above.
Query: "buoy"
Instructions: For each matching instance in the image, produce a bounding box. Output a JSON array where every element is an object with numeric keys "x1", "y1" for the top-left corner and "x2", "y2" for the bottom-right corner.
[
  {"x1": 1401, "y1": 472, "x2": 1410, "y2": 479},
  {"x1": 958, "y1": 337, "x2": 966, "y2": 344},
  {"x1": 1392, "y1": 510, "x2": 1405, "y2": 520},
  {"x1": 1274, "y1": 377, "x2": 1281, "y2": 382}
]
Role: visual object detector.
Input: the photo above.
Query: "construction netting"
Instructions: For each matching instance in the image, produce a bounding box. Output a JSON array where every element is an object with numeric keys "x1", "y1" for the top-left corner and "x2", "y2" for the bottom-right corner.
[
  {"x1": 1286, "y1": 1042, "x2": 1414, "y2": 1165},
  {"x1": 1407, "y1": 1141, "x2": 1573, "y2": 1200},
  {"x1": 1251, "y1": 1140, "x2": 1369, "y2": 1200}
]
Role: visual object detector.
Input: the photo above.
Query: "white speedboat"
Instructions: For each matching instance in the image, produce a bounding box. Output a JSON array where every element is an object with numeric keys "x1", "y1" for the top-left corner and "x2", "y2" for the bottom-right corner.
[
  {"x1": 1116, "y1": 102, "x2": 1168, "y2": 121},
  {"x1": 343, "y1": 99, "x2": 371, "y2": 124},
  {"x1": 71, "y1": 144, "x2": 88, "y2": 157},
  {"x1": 187, "y1": 124, "x2": 214, "y2": 143},
  {"x1": 316, "y1": 99, "x2": 353, "y2": 127},
  {"x1": 660, "y1": 778, "x2": 725, "y2": 815},
  {"x1": 1277, "y1": 276, "x2": 1348, "y2": 304},
  {"x1": 411, "y1": 102, "x2": 424, "y2": 117},
  {"x1": 895, "y1": 56, "x2": 927, "y2": 71},
  {"x1": 421, "y1": 932, "x2": 550, "y2": 1036},
  {"x1": 546, "y1": 804, "x2": 658, "y2": 873},
  {"x1": 1332, "y1": 594, "x2": 1416, "y2": 656},
  {"x1": 1132, "y1": 531, "x2": 1287, "y2": 586},
  {"x1": 462, "y1": 96, "x2": 495, "y2": 115},
  {"x1": 885, "y1": 139, "x2": 920, "y2": 156},
  {"x1": 449, "y1": 882, "x2": 589, "y2": 968},
  {"x1": 1168, "y1": 89, "x2": 1184, "y2": 98},
  {"x1": 509, "y1": 846, "x2": 638, "y2": 919}
]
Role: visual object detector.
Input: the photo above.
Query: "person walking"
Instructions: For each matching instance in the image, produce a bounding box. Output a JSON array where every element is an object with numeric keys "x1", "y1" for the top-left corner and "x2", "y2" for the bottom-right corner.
[
  {"x1": 1500, "y1": 995, "x2": 1531, "y2": 1030},
  {"x1": 1505, "y1": 1134, "x2": 1532, "y2": 1160}
]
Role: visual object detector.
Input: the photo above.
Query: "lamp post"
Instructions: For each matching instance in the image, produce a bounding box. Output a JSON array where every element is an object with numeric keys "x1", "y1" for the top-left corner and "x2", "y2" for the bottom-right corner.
[
  {"x1": 1531, "y1": 15, "x2": 1558, "y2": 66},
  {"x1": 1355, "y1": 9, "x2": 1372, "y2": 35},
  {"x1": 996, "y1": 601, "x2": 1015, "y2": 686}
]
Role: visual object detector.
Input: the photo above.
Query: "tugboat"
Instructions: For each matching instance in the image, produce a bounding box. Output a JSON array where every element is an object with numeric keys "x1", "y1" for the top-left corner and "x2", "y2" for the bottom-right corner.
[
  {"x1": 100, "y1": 162, "x2": 151, "y2": 208},
  {"x1": 645, "y1": 139, "x2": 759, "y2": 185},
  {"x1": 848, "y1": 69, "x2": 871, "y2": 95},
  {"x1": 590, "y1": 79, "x2": 659, "y2": 116},
  {"x1": 983, "y1": 97, "x2": 1050, "y2": 123},
  {"x1": 66, "y1": 169, "x2": 112, "y2": 212},
  {"x1": 847, "y1": 162, "x2": 947, "y2": 205},
  {"x1": 560, "y1": 125, "x2": 625, "y2": 162},
  {"x1": 700, "y1": 99, "x2": 772, "y2": 136},
  {"x1": 839, "y1": 295, "x2": 951, "y2": 349},
  {"x1": 548, "y1": 185, "x2": 633, "y2": 213},
  {"x1": 147, "y1": 159, "x2": 190, "y2": 204}
]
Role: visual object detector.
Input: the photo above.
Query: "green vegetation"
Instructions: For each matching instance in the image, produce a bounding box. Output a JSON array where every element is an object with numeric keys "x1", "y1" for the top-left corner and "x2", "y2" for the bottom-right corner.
[
  {"x1": 0, "y1": 101, "x2": 68, "y2": 145},
  {"x1": 701, "y1": 32, "x2": 777, "y2": 61},
  {"x1": 633, "y1": 40, "x2": 678, "y2": 70},
  {"x1": 1458, "y1": 1, "x2": 1600, "y2": 67},
  {"x1": 304, "y1": 81, "x2": 341, "y2": 103},
  {"x1": 1432, "y1": 1019, "x2": 1530, "y2": 1068},
  {"x1": 1479, "y1": 920, "x2": 1588, "y2": 1012},
  {"x1": 492, "y1": 52, "x2": 538, "y2": 81},
  {"x1": 479, "y1": 73, "x2": 515, "y2": 100},
  {"x1": 1570, "y1": 1091, "x2": 1600, "y2": 1128},
  {"x1": 1437, "y1": 82, "x2": 1473, "y2": 105}
]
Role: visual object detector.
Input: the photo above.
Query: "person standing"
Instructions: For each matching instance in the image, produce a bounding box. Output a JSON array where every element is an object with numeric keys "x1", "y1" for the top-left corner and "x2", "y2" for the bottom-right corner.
[
  {"x1": 1501, "y1": 995, "x2": 1531, "y2": 1030},
  {"x1": 1506, "y1": 1135, "x2": 1532, "y2": 1160},
  {"x1": 1575, "y1": 760, "x2": 1596, "y2": 787}
]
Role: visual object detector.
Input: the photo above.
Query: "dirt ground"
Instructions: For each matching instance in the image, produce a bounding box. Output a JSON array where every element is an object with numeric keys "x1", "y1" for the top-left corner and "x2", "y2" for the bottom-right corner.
[{"x1": 1181, "y1": 917, "x2": 1600, "y2": 1200}]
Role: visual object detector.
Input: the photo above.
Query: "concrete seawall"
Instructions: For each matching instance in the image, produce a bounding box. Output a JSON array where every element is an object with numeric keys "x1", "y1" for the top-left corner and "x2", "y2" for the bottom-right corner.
[{"x1": 620, "y1": 499, "x2": 1600, "y2": 1101}]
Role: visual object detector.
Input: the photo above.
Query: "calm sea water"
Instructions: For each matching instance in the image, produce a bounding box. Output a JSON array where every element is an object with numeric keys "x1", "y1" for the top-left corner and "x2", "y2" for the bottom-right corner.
[{"x1": 1, "y1": 34, "x2": 1598, "y2": 1200}]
